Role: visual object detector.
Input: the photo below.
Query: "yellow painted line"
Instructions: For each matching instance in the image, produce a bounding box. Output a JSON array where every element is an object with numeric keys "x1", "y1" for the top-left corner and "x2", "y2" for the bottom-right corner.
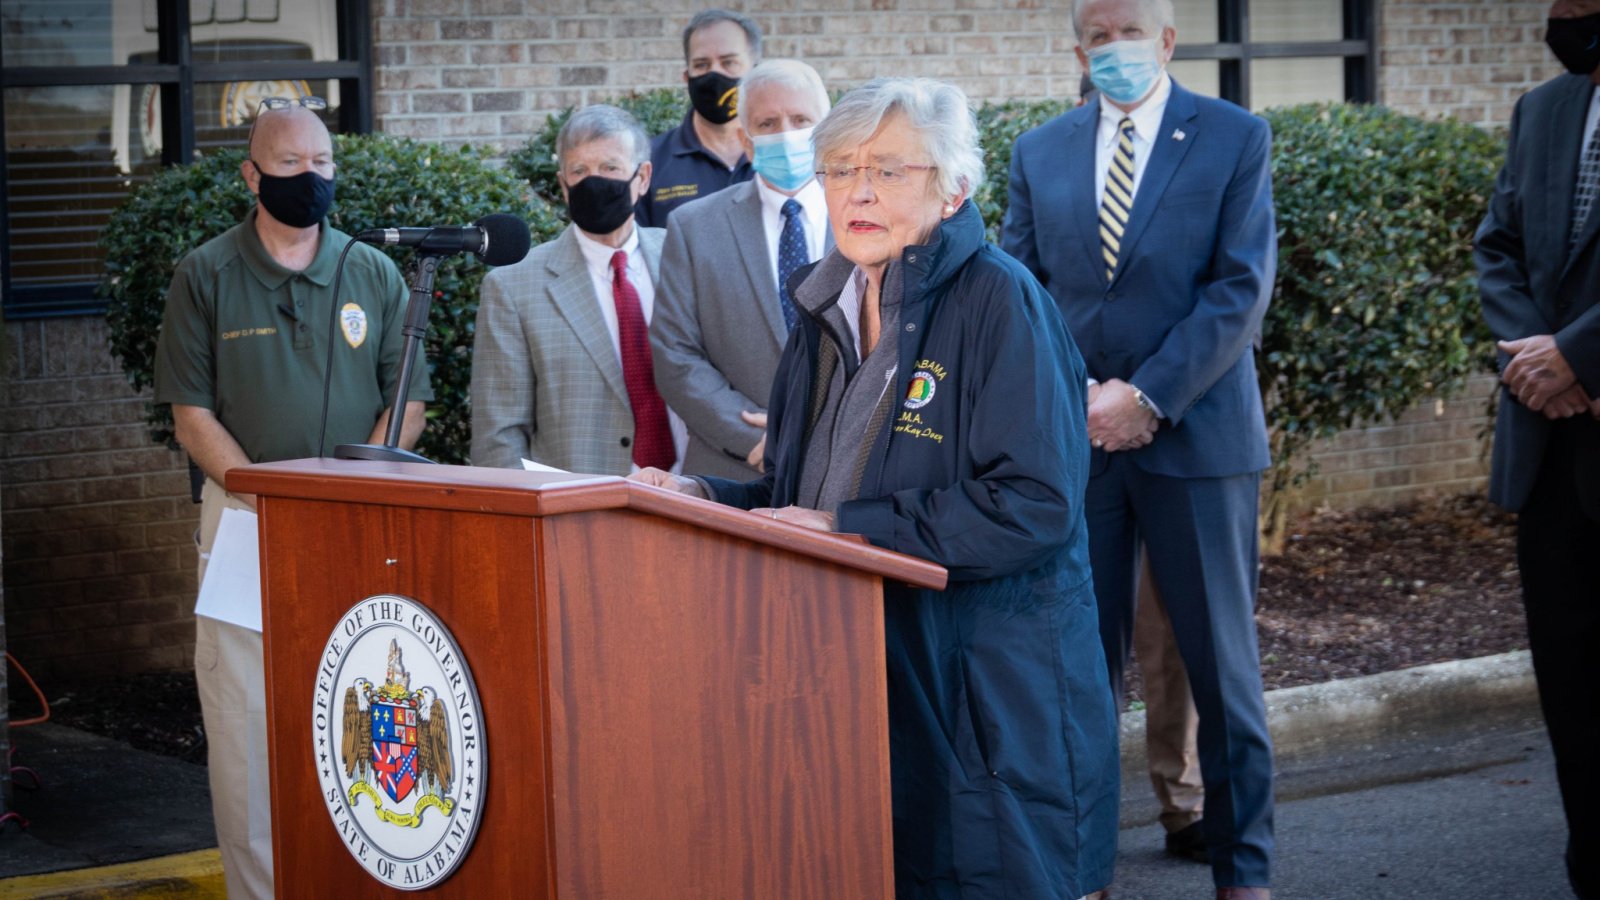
[{"x1": 0, "y1": 849, "x2": 224, "y2": 899}]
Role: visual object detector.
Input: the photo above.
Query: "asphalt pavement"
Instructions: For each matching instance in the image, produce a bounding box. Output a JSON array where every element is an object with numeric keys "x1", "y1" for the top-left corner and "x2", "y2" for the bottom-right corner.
[{"x1": 1111, "y1": 716, "x2": 1568, "y2": 898}]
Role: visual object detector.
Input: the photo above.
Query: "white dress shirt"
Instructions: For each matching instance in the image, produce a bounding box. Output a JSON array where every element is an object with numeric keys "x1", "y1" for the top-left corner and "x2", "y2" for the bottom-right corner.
[
  {"x1": 755, "y1": 175, "x2": 828, "y2": 295},
  {"x1": 1093, "y1": 71, "x2": 1173, "y2": 211},
  {"x1": 573, "y1": 224, "x2": 689, "y2": 472},
  {"x1": 834, "y1": 265, "x2": 866, "y2": 353}
]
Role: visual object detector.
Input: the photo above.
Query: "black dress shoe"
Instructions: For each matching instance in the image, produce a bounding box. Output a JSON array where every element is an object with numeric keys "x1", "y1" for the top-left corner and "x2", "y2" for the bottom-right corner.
[{"x1": 1164, "y1": 819, "x2": 1209, "y2": 863}]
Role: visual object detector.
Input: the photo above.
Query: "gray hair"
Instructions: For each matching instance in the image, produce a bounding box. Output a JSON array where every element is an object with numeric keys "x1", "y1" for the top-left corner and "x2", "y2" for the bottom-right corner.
[
  {"x1": 682, "y1": 8, "x2": 763, "y2": 62},
  {"x1": 736, "y1": 59, "x2": 830, "y2": 131},
  {"x1": 811, "y1": 77, "x2": 983, "y2": 201},
  {"x1": 555, "y1": 104, "x2": 651, "y2": 170},
  {"x1": 1071, "y1": 0, "x2": 1176, "y2": 37}
]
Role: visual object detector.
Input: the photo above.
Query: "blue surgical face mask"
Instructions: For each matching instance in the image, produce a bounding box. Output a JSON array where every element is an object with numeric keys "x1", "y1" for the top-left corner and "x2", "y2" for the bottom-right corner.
[
  {"x1": 1085, "y1": 38, "x2": 1163, "y2": 106},
  {"x1": 750, "y1": 126, "x2": 816, "y2": 193}
]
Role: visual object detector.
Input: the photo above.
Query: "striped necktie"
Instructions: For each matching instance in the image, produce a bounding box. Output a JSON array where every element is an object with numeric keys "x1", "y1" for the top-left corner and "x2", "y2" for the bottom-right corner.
[{"x1": 1099, "y1": 116, "x2": 1136, "y2": 282}]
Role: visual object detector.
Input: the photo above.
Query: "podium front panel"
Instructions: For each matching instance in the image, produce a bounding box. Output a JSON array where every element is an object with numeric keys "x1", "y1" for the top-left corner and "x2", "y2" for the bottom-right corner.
[
  {"x1": 540, "y1": 509, "x2": 893, "y2": 900},
  {"x1": 260, "y1": 498, "x2": 555, "y2": 897}
]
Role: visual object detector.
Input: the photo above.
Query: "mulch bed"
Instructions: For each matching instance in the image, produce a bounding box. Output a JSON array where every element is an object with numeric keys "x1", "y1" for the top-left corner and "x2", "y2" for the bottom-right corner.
[
  {"x1": 1255, "y1": 491, "x2": 1524, "y2": 690},
  {"x1": 7, "y1": 492, "x2": 1527, "y2": 762}
]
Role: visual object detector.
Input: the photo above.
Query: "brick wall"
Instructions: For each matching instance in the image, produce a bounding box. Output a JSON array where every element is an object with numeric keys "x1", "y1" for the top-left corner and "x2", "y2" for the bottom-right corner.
[
  {"x1": 0, "y1": 317, "x2": 197, "y2": 681},
  {"x1": 1377, "y1": 0, "x2": 1562, "y2": 124},
  {"x1": 371, "y1": 0, "x2": 1078, "y2": 155},
  {"x1": 1296, "y1": 374, "x2": 1497, "y2": 510}
]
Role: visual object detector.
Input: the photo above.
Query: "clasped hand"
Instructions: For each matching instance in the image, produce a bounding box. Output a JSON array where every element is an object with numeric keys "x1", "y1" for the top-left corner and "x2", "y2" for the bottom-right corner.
[
  {"x1": 1498, "y1": 335, "x2": 1598, "y2": 419},
  {"x1": 1087, "y1": 379, "x2": 1158, "y2": 452}
]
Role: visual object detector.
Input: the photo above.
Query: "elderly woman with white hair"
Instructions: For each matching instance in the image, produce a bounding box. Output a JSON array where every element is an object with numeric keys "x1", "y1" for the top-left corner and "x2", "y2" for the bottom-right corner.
[{"x1": 633, "y1": 77, "x2": 1118, "y2": 898}]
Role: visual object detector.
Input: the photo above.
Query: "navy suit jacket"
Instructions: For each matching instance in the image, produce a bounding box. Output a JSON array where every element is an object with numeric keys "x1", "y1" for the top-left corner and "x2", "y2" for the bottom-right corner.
[
  {"x1": 1475, "y1": 73, "x2": 1600, "y2": 515},
  {"x1": 1001, "y1": 80, "x2": 1275, "y2": 479}
]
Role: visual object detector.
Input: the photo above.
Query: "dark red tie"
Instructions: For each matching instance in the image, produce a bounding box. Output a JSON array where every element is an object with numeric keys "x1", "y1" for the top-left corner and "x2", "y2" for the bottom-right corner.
[{"x1": 610, "y1": 250, "x2": 675, "y2": 470}]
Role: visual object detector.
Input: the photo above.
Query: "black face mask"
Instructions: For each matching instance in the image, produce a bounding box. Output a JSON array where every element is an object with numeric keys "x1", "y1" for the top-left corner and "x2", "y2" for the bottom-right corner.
[
  {"x1": 565, "y1": 169, "x2": 638, "y2": 235},
  {"x1": 1547, "y1": 12, "x2": 1600, "y2": 76},
  {"x1": 252, "y1": 161, "x2": 334, "y2": 228},
  {"x1": 686, "y1": 71, "x2": 740, "y2": 125}
]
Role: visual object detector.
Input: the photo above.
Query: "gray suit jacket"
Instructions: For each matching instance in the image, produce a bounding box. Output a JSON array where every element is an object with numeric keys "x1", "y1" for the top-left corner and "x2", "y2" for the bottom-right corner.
[
  {"x1": 650, "y1": 179, "x2": 830, "y2": 480},
  {"x1": 470, "y1": 223, "x2": 666, "y2": 474}
]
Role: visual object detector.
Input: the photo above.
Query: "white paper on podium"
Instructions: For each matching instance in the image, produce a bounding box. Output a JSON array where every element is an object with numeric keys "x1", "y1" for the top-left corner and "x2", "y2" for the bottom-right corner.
[
  {"x1": 521, "y1": 457, "x2": 570, "y2": 474},
  {"x1": 519, "y1": 457, "x2": 630, "y2": 489},
  {"x1": 195, "y1": 507, "x2": 263, "y2": 632}
]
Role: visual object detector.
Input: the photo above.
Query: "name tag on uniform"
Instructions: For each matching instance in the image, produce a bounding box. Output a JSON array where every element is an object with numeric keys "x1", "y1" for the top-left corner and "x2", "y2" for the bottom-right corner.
[{"x1": 654, "y1": 184, "x2": 699, "y2": 203}]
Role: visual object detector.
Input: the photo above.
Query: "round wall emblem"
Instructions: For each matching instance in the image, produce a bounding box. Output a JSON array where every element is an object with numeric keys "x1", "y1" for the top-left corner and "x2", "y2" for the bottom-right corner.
[
  {"x1": 312, "y1": 595, "x2": 486, "y2": 890},
  {"x1": 904, "y1": 370, "x2": 938, "y2": 409}
]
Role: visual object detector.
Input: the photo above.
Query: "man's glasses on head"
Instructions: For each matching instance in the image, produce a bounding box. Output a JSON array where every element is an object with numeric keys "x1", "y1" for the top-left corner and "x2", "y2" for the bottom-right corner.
[{"x1": 256, "y1": 96, "x2": 329, "y2": 113}]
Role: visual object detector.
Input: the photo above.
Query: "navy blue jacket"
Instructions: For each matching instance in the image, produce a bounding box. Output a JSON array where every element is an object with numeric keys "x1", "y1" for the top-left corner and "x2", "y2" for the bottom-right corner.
[
  {"x1": 704, "y1": 202, "x2": 1120, "y2": 898},
  {"x1": 1002, "y1": 80, "x2": 1275, "y2": 479},
  {"x1": 636, "y1": 109, "x2": 753, "y2": 229}
]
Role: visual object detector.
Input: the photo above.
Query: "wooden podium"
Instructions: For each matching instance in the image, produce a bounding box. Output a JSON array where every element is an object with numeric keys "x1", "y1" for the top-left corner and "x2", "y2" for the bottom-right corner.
[{"x1": 228, "y1": 459, "x2": 945, "y2": 898}]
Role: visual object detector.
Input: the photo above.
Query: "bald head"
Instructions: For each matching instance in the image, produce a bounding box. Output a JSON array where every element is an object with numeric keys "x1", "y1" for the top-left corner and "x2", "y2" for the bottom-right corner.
[
  {"x1": 241, "y1": 107, "x2": 336, "y2": 229},
  {"x1": 248, "y1": 107, "x2": 333, "y2": 167}
]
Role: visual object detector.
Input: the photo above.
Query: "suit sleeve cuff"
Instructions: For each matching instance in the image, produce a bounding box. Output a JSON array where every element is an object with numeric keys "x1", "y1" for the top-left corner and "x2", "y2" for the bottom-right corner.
[{"x1": 1129, "y1": 381, "x2": 1165, "y2": 420}]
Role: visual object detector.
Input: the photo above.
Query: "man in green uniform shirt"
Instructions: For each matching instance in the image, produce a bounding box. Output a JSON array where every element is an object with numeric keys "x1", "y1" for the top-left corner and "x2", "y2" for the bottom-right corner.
[{"x1": 152, "y1": 103, "x2": 430, "y2": 899}]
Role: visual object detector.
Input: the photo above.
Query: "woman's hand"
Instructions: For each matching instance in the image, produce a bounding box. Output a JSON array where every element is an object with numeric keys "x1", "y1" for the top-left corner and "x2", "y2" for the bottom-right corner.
[
  {"x1": 627, "y1": 467, "x2": 707, "y2": 499},
  {"x1": 752, "y1": 506, "x2": 836, "y2": 532}
]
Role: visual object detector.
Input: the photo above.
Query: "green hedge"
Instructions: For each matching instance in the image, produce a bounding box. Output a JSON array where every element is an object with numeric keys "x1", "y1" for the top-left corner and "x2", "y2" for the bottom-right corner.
[
  {"x1": 101, "y1": 134, "x2": 559, "y2": 464},
  {"x1": 105, "y1": 98, "x2": 1503, "y2": 501},
  {"x1": 1257, "y1": 102, "x2": 1502, "y2": 527}
]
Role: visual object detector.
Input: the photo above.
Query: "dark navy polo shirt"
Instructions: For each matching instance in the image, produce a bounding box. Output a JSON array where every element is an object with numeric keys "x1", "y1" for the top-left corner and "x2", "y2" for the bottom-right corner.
[{"x1": 637, "y1": 109, "x2": 753, "y2": 228}]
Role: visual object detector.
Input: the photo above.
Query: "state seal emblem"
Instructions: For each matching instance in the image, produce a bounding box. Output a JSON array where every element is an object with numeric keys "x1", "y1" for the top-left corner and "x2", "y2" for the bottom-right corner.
[
  {"x1": 313, "y1": 595, "x2": 485, "y2": 890},
  {"x1": 904, "y1": 370, "x2": 938, "y2": 409}
]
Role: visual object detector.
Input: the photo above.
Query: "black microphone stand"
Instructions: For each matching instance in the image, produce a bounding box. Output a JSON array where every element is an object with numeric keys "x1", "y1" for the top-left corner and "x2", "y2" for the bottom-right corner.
[{"x1": 335, "y1": 254, "x2": 441, "y2": 464}]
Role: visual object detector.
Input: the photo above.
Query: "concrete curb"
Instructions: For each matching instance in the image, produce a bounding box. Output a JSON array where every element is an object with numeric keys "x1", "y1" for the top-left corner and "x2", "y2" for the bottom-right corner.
[{"x1": 1119, "y1": 650, "x2": 1538, "y2": 782}]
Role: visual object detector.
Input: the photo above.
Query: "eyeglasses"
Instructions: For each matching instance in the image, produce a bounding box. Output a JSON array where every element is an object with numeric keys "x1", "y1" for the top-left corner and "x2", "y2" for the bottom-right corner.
[
  {"x1": 815, "y1": 163, "x2": 937, "y2": 189},
  {"x1": 256, "y1": 96, "x2": 329, "y2": 113}
]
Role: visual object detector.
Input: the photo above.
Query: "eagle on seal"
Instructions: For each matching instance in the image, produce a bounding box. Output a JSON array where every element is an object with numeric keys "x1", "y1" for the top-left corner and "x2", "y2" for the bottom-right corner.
[
  {"x1": 340, "y1": 679, "x2": 373, "y2": 780},
  {"x1": 413, "y1": 687, "x2": 454, "y2": 796}
]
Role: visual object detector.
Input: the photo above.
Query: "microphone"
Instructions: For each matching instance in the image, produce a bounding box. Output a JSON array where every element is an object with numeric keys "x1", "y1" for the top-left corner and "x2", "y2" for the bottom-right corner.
[{"x1": 356, "y1": 213, "x2": 531, "y2": 266}]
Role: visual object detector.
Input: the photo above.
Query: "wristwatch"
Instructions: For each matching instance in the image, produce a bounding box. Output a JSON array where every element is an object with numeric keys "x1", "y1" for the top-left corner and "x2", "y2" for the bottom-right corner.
[{"x1": 1132, "y1": 386, "x2": 1153, "y2": 413}]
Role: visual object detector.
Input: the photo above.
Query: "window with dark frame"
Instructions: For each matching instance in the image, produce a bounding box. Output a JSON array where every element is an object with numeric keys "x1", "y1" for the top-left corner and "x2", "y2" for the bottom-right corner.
[
  {"x1": 0, "y1": 0, "x2": 373, "y2": 319},
  {"x1": 1166, "y1": 0, "x2": 1377, "y2": 110}
]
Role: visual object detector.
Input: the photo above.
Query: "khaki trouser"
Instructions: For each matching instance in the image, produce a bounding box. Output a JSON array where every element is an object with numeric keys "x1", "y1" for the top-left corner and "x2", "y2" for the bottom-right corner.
[
  {"x1": 1134, "y1": 551, "x2": 1205, "y2": 833},
  {"x1": 196, "y1": 478, "x2": 274, "y2": 899}
]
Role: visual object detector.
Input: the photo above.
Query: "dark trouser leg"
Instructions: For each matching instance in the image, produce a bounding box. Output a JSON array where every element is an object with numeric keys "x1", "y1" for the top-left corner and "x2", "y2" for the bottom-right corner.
[
  {"x1": 1085, "y1": 456, "x2": 1140, "y2": 707},
  {"x1": 1517, "y1": 425, "x2": 1600, "y2": 900},
  {"x1": 1135, "y1": 469, "x2": 1273, "y2": 889}
]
